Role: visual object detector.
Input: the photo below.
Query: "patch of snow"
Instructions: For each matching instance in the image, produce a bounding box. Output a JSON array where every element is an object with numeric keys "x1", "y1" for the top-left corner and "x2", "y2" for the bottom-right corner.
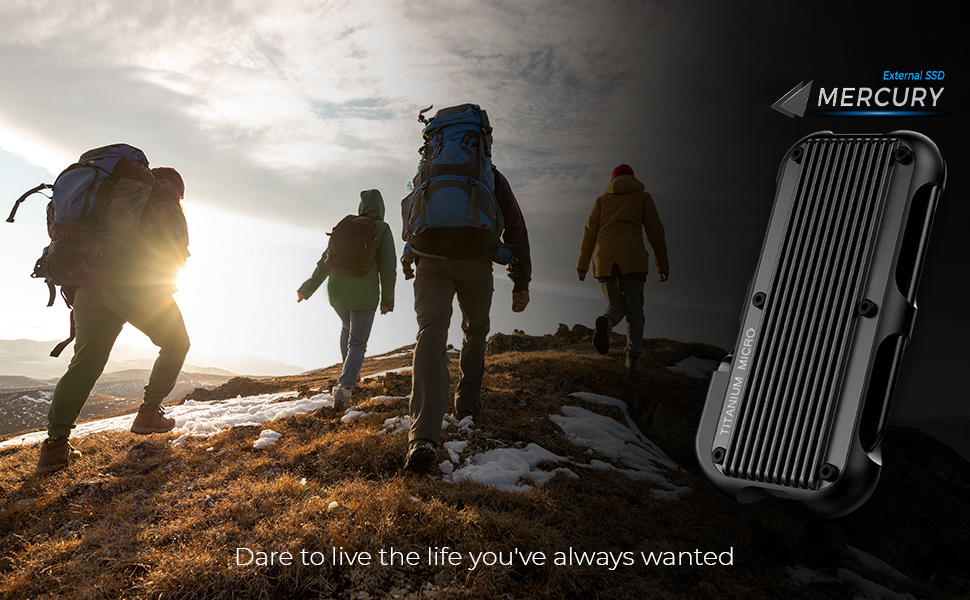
[
  {"x1": 554, "y1": 404, "x2": 678, "y2": 469},
  {"x1": 568, "y1": 392, "x2": 677, "y2": 467},
  {"x1": 442, "y1": 413, "x2": 474, "y2": 433},
  {"x1": 307, "y1": 392, "x2": 334, "y2": 405},
  {"x1": 341, "y1": 410, "x2": 370, "y2": 423},
  {"x1": 377, "y1": 349, "x2": 413, "y2": 359},
  {"x1": 380, "y1": 415, "x2": 410, "y2": 435},
  {"x1": 0, "y1": 391, "x2": 327, "y2": 448},
  {"x1": 253, "y1": 430, "x2": 281, "y2": 449},
  {"x1": 439, "y1": 461, "x2": 454, "y2": 475},
  {"x1": 446, "y1": 443, "x2": 572, "y2": 492},
  {"x1": 173, "y1": 393, "x2": 324, "y2": 439},
  {"x1": 667, "y1": 356, "x2": 719, "y2": 379},
  {"x1": 443, "y1": 440, "x2": 469, "y2": 464},
  {"x1": 22, "y1": 392, "x2": 52, "y2": 404},
  {"x1": 846, "y1": 546, "x2": 909, "y2": 581},
  {"x1": 554, "y1": 401, "x2": 688, "y2": 499},
  {"x1": 787, "y1": 565, "x2": 837, "y2": 585},
  {"x1": 328, "y1": 501, "x2": 339, "y2": 510},
  {"x1": 361, "y1": 366, "x2": 412, "y2": 380},
  {"x1": 838, "y1": 568, "x2": 917, "y2": 600}
]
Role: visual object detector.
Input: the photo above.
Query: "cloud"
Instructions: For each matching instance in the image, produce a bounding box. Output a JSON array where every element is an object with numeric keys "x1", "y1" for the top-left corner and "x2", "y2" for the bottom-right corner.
[
  {"x1": 0, "y1": 0, "x2": 771, "y2": 328},
  {"x1": 0, "y1": 1, "x2": 705, "y2": 210}
]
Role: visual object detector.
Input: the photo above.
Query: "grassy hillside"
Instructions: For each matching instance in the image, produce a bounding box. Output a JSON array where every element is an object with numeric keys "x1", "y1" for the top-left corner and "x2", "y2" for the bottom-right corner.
[{"x1": 0, "y1": 325, "x2": 967, "y2": 599}]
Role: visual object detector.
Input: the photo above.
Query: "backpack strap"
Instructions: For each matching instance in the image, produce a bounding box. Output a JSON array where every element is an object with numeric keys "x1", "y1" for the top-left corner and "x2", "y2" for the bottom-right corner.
[
  {"x1": 6, "y1": 183, "x2": 53, "y2": 223},
  {"x1": 50, "y1": 310, "x2": 76, "y2": 358},
  {"x1": 43, "y1": 280, "x2": 56, "y2": 307},
  {"x1": 49, "y1": 286, "x2": 77, "y2": 358},
  {"x1": 417, "y1": 105, "x2": 434, "y2": 124}
]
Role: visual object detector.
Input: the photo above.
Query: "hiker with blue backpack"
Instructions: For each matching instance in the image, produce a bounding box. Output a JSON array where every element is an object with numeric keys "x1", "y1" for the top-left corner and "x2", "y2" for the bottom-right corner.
[
  {"x1": 577, "y1": 164, "x2": 669, "y2": 376},
  {"x1": 399, "y1": 104, "x2": 532, "y2": 473},
  {"x1": 6, "y1": 145, "x2": 192, "y2": 473},
  {"x1": 297, "y1": 189, "x2": 397, "y2": 410}
]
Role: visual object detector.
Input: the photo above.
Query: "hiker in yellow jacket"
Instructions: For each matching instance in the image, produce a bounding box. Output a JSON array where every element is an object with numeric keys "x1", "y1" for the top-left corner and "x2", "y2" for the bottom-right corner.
[{"x1": 577, "y1": 164, "x2": 669, "y2": 375}]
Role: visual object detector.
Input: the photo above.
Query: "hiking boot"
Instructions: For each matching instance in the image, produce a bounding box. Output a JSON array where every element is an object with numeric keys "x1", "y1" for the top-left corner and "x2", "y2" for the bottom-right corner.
[
  {"x1": 594, "y1": 316, "x2": 611, "y2": 354},
  {"x1": 404, "y1": 440, "x2": 436, "y2": 474},
  {"x1": 332, "y1": 386, "x2": 354, "y2": 411},
  {"x1": 130, "y1": 403, "x2": 176, "y2": 434},
  {"x1": 626, "y1": 354, "x2": 640, "y2": 377},
  {"x1": 36, "y1": 437, "x2": 80, "y2": 474}
]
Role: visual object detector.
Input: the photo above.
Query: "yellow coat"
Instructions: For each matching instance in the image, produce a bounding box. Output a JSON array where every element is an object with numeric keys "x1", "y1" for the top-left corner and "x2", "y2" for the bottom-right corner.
[{"x1": 577, "y1": 174, "x2": 669, "y2": 278}]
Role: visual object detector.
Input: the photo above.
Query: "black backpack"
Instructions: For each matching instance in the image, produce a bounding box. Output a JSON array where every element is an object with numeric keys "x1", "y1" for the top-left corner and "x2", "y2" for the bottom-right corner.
[
  {"x1": 7, "y1": 144, "x2": 155, "y2": 356},
  {"x1": 323, "y1": 215, "x2": 378, "y2": 276}
]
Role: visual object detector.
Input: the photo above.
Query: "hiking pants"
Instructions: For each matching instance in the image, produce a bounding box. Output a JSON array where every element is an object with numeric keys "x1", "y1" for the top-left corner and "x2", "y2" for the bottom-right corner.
[
  {"x1": 46, "y1": 286, "x2": 190, "y2": 439},
  {"x1": 409, "y1": 257, "x2": 493, "y2": 446},
  {"x1": 334, "y1": 308, "x2": 376, "y2": 389},
  {"x1": 600, "y1": 276, "x2": 646, "y2": 358}
]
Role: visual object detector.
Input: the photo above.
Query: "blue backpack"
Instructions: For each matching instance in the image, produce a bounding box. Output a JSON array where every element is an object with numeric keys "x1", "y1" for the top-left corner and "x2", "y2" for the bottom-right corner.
[
  {"x1": 400, "y1": 104, "x2": 511, "y2": 278},
  {"x1": 53, "y1": 144, "x2": 151, "y2": 224}
]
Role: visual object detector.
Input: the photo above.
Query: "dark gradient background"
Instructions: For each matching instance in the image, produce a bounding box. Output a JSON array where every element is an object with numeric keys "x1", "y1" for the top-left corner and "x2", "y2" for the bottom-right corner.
[{"x1": 619, "y1": 4, "x2": 965, "y2": 422}]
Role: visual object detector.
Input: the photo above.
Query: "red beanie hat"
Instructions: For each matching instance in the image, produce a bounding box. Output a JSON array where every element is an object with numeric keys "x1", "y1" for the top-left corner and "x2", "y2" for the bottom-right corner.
[
  {"x1": 151, "y1": 167, "x2": 185, "y2": 198},
  {"x1": 612, "y1": 164, "x2": 635, "y2": 180}
]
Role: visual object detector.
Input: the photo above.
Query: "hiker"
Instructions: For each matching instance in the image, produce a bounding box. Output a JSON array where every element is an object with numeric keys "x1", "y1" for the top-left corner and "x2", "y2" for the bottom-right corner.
[
  {"x1": 37, "y1": 166, "x2": 191, "y2": 473},
  {"x1": 405, "y1": 165, "x2": 531, "y2": 472},
  {"x1": 576, "y1": 163, "x2": 669, "y2": 375},
  {"x1": 297, "y1": 189, "x2": 396, "y2": 409},
  {"x1": 399, "y1": 104, "x2": 531, "y2": 473}
]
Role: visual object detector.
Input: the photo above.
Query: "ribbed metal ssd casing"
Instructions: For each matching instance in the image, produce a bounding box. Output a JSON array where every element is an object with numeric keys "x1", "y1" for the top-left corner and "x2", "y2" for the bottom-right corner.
[{"x1": 696, "y1": 131, "x2": 945, "y2": 517}]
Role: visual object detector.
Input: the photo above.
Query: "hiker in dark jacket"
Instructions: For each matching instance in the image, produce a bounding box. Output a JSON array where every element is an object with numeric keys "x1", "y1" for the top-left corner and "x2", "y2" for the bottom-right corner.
[
  {"x1": 577, "y1": 164, "x2": 669, "y2": 376},
  {"x1": 298, "y1": 189, "x2": 397, "y2": 409},
  {"x1": 37, "y1": 167, "x2": 191, "y2": 474},
  {"x1": 404, "y1": 167, "x2": 531, "y2": 473}
]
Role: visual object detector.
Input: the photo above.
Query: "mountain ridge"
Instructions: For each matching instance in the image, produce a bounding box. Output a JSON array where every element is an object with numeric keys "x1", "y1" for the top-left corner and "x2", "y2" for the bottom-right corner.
[{"x1": 0, "y1": 338, "x2": 304, "y2": 379}]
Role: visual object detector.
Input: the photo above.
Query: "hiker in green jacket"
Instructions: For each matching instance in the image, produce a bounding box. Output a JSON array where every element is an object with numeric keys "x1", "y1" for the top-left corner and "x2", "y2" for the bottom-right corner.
[
  {"x1": 298, "y1": 190, "x2": 397, "y2": 409},
  {"x1": 577, "y1": 164, "x2": 669, "y2": 376}
]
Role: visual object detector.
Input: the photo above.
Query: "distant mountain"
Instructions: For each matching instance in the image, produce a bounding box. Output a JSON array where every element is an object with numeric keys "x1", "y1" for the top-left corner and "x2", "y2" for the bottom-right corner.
[
  {"x1": 0, "y1": 339, "x2": 73, "y2": 379},
  {"x1": 0, "y1": 369, "x2": 234, "y2": 437},
  {"x1": 0, "y1": 338, "x2": 60, "y2": 358},
  {"x1": 0, "y1": 389, "x2": 142, "y2": 437},
  {"x1": 0, "y1": 339, "x2": 304, "y2": 379},
  {"x1": 0, "y1": 374, "x2": 54, "y2": 389},
  {"x1": 181, "y1": 354, "x2": 305, "y2": 377}
]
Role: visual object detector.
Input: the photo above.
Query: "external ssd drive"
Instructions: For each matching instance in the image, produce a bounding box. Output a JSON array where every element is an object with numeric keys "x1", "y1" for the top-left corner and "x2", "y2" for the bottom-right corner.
[{"x1": 696, "y1": 131, "x2": 946, "y2": 517}]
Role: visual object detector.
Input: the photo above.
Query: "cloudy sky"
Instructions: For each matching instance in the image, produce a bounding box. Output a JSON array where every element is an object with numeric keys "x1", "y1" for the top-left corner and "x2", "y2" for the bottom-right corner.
[{"x1": 0, "y1": 2, "x2": 963, "y2": 418}]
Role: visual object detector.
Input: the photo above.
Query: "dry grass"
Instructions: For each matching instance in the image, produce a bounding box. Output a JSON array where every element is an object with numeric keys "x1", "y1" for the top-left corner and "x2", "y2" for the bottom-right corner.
[{"x1": 0, "y1": 327, "x2": 964, "y2": 599}]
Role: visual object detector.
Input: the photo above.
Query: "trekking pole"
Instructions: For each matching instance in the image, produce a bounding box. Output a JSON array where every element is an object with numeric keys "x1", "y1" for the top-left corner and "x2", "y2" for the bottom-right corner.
[{"x1": 7, "y1": 183, "x2": 52, "y2": 223}]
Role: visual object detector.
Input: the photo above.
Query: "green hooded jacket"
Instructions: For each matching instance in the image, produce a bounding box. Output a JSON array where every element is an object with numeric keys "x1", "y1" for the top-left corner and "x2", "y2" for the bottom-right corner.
[{"x1": 298, "y1": 189, "x2": 397, "y2": 312}]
